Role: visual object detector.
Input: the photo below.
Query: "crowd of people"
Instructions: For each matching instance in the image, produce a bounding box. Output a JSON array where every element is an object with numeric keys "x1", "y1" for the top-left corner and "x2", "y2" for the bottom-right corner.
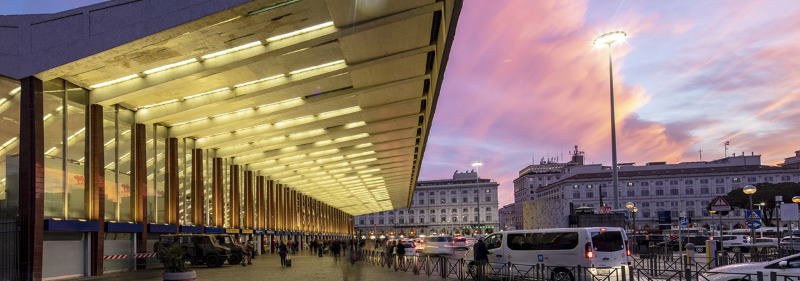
[{"x1": 272, "y1": 239, "x2": 366, "y2": 268}]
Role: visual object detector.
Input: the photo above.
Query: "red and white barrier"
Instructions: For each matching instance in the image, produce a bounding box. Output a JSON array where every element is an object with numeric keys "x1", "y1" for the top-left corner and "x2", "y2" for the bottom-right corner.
[
  {"x1": 103, "y1": 253, "x2": 158, "y2": 260},
  {"x1": 135, "y1": 253, "x2": 158, "y2": 259},
  {"x1": 103, "y1": 255, "x2": 128, "y2": 260}
]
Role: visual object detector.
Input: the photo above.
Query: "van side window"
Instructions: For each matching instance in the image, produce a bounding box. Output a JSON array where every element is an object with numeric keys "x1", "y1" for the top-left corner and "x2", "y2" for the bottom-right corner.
[
  {"x1": 485, "y1": 234, "x2": 502, "y2": 249},
  {"x1": 507, "y1": 232, "x2": 579, "y2": 250}
]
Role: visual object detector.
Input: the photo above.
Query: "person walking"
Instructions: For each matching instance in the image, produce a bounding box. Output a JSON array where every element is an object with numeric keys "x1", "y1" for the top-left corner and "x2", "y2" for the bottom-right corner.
[
  {"x1": 384, "y1": 242, "x2": 395, "y2": 268},
  {"x1": 394, "y1": 241, "x2": 405, "y2": 270},
  {"x1": 332, "y1": 240, "x2": 342, "y2": 263},
  {"x1": 473, "y1": 238, "x2": 489, "y2": 281},
  {"x1": 279, "y1": 243, "x2": 289, "y2": 268}
]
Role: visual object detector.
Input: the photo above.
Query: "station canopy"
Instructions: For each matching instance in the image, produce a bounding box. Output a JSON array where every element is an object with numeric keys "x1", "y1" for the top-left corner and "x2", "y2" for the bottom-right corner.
[{"x1": 25, "y1": 0, "x2": 460, "y2": 215}]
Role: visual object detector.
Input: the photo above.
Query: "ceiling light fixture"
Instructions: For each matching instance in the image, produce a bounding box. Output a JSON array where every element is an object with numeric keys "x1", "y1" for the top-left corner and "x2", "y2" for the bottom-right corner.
[
  {"x1": 289, "y1": 60, "x2": 345, "y2": 75},
  {"x1": 267, "y1": 21, "x2": 334, "y2": 42},
  {"x1": 201, "y1": 41, "x2": 263, "y2": 60},
  {"x1": 143, "y1": 58, "x2": 198, "y2": 75},
  {"x1": 90, "y1": 74, "x2": 140, "y2": 89}
]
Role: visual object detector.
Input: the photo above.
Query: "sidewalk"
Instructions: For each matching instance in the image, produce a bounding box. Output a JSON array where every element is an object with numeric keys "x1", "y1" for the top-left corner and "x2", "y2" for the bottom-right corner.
[{"x1": 69, "y1": 252, "x2": 444, "y2": 281}]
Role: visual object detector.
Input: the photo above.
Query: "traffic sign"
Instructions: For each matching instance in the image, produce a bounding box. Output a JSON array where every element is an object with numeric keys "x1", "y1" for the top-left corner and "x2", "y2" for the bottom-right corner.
[
  {"x1": 745, "y1": 210, "x2": 763, "y2": 221},
  {"x1": 746, "y1": 220, "x2": 762, "y2": 229},
  {"x1": 709, "y1": 196, "x2": 732, "y2": 212},
  {"x1": 679, "y1": 217, "x2": 688, "y2": 227}
]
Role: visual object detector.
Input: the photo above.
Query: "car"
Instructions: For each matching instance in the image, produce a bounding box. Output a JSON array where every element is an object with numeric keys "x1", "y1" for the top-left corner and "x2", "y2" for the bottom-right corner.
[
  {"x1": 399, "y1": 241, "x2": 417, "y2": 255},
  {"x1": 463, "y1": 227, "x2": 630, "y2": 281},
  {"x1": 154, "y1": 234, "x2": 231, "y2": 268},
  {"x1": 418, "y1": 235, "x2": 455, "y2": 256},
  {"x1": 210, "y1": 234, "x2": 246, "y2": 265},
  {"x1": 454, "y1": 237, "x2": 469, "y2": 250},
  {"x1": 753, "y1": 237, "x2": 779, "y2": 248},
  {"x1": 706, "y1": 253, "x2": 800, "y2": 281},
  {"x1": 721, "y1": 235, "x2": 751, "y2": 252},
  {"x1": 780, "y1": 236, "x2": 800, "y2": 250}
]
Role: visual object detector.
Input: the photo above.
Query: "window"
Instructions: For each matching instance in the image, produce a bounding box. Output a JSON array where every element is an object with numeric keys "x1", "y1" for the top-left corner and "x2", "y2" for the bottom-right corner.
[
  {"x1": 429, "y1": 192, "x2": 434, "y2": 195},
  {"x1": 410, "y1": 210, "x2": 415, "y2": 214},
  {"x1": 439, "y1": 191, "x2": 445, "y2": 195},
  {"x1": 450, "y1": 190, "x2": 456, "y2": 194},
  {"x1": 462, "y1": 190, "x2": 468, "y2": 194},
  {"x1": 782, "y1": 176, "x2": 791, "y2": 181},
  {"x1": 473, "y1": 197, "x2": 479, "y2": 202},
  {"x1": 474, "y1": 208, "x2": 478, "y2": 212},
  {"x1": 507, "y1": 232, "x2": 579, "y2": 250},
  {"x1": 429, "y1": 199, "x2": 435, "y2": 204},
  {"x1": 641, "y1": 190, "x2": 650, "y2": 196},
  {"x1": 641, "y1": 182, "x2": 649, "y2": 186},
  {"x1": 485, "y1": 215, "x2": 492, "y2": 221},
  {"x1": 485, "y1": 189, "x2": 491, "y2": 193},
  {"x1": 452, "y1": 216, "x2": 458, "y2": 223},
  {"x1": 573, "y1": 184, "x2": 579, "y2": 189},
  {"x1": 687, "y1": 201, "x2": 695, "y2": 206},
  {"x1": 732, "y1": 177, "x2": 741, "y2": 183},
  {"x1": 359, "y1": 219, "x2": 365, "y2": 225},
  {"x1": 484, "y1": 234, "x2": 502, "y2": 249},
  {"x1": 409, "y1": 217, "x2": 415, "y2": 223},
  {"x1": 451, "y1": 198, "x2": 457, "y2": 203},
  {"x1": 485, "y1": 196, "x2": 491, "y2": 202},
  {"x1": 715, "y1": 178, "x2": 725, "y2": 184},
  {"x1": 700, "y1": 188, "x2": 710, "y2": 194},
  {"x1": 587, "y1": 184, "x2": 594, "y2": 189},
  {"x1": 379, "y1": 219, "x2": 384, "y2": 224},
  {"x1": 591, "y1": 231, "x2": 624, "y2": 252},
  {"x1": 462, "y1": 197, "x2": 468, "y2": 203},
  {"x1": 463, "y1": 208, "x2": 468, "y2": 212},
  {"x1": 669, "y1": 180, "x2": 679, "y2": 185},
  {"x1": 700, "y1": 179, "x2": 709, "y2": 184},
  {"x1": 485, "y1": 207, "x2": 491, "y2": 211},
  {"x1": 715, "y1": 187, "x2": 725, "y2": 194},
  {"x1": 587, "y1": 192, "x2": 594, "y2": 198},
  {"x1": 573, "y1": 192, "x2": 581, "y2": 199},
  {"x1": 419, "y1": 210, "x2": 425, "y2": 214},
  {"x1": 656, "y1": 189, "x2": 664, "y2": 196},
  {"x1": 686, "y1": 188, "x2": 694, "y2": 195},
  {"x1": 440, "y1": 199, "x2": 445, "y2": 204},
  {"x1": 641, "y1": 202, "x2": 650, "y2": 207},
  {"x1": 601, "y1": 192, "x2": 607, "y2": 198},
  {"x1": 748, "y1": 177, "x2": 757, "y2": 183},
  {"x1": 685, "y1": 180, "x2": 693, "y2": 185},
  {"x1": 670, "y1": 189, "x2": 679, "y2": 195},
  {"x1": 399, "y1": 218, "x2": 405, "y2": 224},
  {"x1": 627, "y1": 182, "x2": 635, "y2": 187},
  {"x1": 419, "y1": 200, "x2": 424, "y2": 204},
  {"x1": 626, "y1": 190, "x2": 635, "y2": 197},
  {"x1": 655, "y1": 181, "x2": 663, "y2": 186},
  {"x1": 430, "y1": 209, "x2": 435, "y2": 214}
]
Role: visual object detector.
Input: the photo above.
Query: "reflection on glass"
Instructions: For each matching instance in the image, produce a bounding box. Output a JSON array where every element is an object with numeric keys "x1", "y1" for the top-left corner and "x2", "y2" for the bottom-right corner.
[{"x1": 0, "y1": 78, "x2": 20, "y2": 219}]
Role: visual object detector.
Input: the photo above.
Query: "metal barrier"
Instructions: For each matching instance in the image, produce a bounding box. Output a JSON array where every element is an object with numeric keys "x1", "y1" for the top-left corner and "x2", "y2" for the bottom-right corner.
[
  {"x1": 357, "y1": 249, "x2": 800, "y2": 281},
  {"x1": 0, "y1": 219, "x2": 20, "y2": 281}
]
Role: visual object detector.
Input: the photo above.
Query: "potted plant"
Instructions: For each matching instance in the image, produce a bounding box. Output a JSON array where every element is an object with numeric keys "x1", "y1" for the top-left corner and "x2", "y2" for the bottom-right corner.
[{"x1": 159, "y1": 243, "x2": 197, "y2": 281}]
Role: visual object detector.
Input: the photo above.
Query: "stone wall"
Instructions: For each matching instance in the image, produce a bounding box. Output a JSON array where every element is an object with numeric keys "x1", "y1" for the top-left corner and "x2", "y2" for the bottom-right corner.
[{"x1": 521, "y1": 199, "x2": 569, "y2": 229}]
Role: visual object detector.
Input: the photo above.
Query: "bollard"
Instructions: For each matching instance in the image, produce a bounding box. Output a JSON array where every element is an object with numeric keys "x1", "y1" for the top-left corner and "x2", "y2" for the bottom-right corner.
[
  {"x1": 770, "y1": 271, "x2": 777, "y2": 281},
  {"x1": 439, "y1": 257, "x2": 447, "y2": 278},
  {"x1": 757, "y1": 271, "x2": 764, "y2": 281},
  {"x1": 621, "y1": 265, "x2": 627, "y2": 281}
]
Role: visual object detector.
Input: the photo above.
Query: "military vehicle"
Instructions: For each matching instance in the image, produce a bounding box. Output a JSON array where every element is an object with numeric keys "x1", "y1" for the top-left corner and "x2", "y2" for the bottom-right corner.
[
  {"x1": 211, "y1": 234, "x2": 246, "y2": 265},
  {"x1": 155, "y1": 234, "x2": 231, "y2": 267}
]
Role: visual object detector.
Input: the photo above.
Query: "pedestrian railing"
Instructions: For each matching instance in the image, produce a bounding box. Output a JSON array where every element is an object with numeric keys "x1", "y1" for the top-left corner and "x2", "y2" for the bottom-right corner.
[{"x1": 357, "y1": 249, "x2": 800, "y2": 281}]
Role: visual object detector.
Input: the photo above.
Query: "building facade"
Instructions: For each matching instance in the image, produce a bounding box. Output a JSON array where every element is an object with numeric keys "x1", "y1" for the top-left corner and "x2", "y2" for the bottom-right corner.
[
  {"x1": 355, "y1": 171, "x2": 500, "y2": 236},
  {"x1": 498, "y1": 203, "x2": 516, "y2": 231},
  {"x1": 511, "y1": 146, "x2": 585, "y2": 229},
  {"x1": 527, "y1": 153, "x2": 800, "y2": 229}
]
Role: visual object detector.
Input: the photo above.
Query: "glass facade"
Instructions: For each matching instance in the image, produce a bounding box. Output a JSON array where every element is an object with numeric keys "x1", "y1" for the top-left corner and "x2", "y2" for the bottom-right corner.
[{"x1": 0, "y1": 79, "x2": 20, "y2": 219}]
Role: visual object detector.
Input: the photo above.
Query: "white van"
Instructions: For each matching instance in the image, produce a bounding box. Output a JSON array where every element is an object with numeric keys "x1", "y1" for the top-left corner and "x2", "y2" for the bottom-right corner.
[{"x1": 464, "y1": 227, "x2": 630, "y2": 281}]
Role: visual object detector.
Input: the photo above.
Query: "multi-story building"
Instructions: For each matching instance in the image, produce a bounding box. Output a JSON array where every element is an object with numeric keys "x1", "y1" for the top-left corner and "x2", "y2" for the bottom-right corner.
[
  {"x1": 355, "y1": 170, "x2": 500, "y2": 236},
  {"x1": 528, "y1": 153, "x2": 800, "y2": 229},
  {"x1": 511, "y1": 146, "x2": 585, "y2": 229},
  {"x1": 498, "y1": 203, "x2": 515, "y2": 230}
]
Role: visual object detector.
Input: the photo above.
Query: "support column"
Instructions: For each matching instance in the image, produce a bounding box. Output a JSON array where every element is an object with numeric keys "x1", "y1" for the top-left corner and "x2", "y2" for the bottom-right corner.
[
  {"x1": 256, "y1": 176, "x2": 265, "y2": 230},
  {"x1": 289, "y1": 189, "x2": 295, "y2": 231},
  {"x1": 133, "y1": 124, "x2": 148, "y2": 270},
  {"x1": 212, "y1": 158, "x2": 223, "y2": 226},
  {"x1": 279, "y1": 184, "x2": 286, "y2": 230},
  {"x1": 88, "y1": 104, "x2": 106, "y2": 276},
  {"x1": 165, "y1": 138, "x2": 178, "y2": 225},
  {"x1": 18, "y1": 77, "x2": 44, "y2": 281},
  {"x1": 266, "y1": 180, "x2": 274, "y2": 230},
  {"x1": 230, "y1": 165, "x2": 240, "y2": 228},
  {"x1": 191, "y1": 149, "x2": 204, "y2": 226},
  {"x1": 244, "y1": 171, "x2": 253, "y2": 229}
]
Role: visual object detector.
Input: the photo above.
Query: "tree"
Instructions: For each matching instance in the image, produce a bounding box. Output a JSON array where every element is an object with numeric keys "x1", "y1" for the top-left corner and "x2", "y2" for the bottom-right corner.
[{"x1": 724, "y1": 182, "x2": 800, "y2": 226}]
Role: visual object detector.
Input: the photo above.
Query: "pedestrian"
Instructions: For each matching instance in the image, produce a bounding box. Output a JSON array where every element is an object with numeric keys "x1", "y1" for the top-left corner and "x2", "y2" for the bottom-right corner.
[
  {"x1": 384, "y1": 242, "x2": 395, "y2": 268},
  {"x1": 279, "y1": 242, "x2": 289, "y2": 267},
  {"x1": 473, "y1": 238, "x2": 489, "y2": 281},
  {"x1": 394, "y1": 241, "x2": 405, "y2": 269},
  {"x1": 332, "y1": 240, "x2": 342, "y2": 263},
  {"x1": 291, "y1": 240, "x2": 299, "y2": 254}
]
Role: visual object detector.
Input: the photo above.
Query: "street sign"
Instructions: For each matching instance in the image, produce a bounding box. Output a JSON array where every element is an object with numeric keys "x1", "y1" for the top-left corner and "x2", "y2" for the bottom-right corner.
[
  {"x1": 745, "y1": 210, "x2": 763, "y2": 221},
  {"x1": 679, "y1": 217, "x2": 688, "y2": 227},
  {"x1": 746, "y1": 220, "x2": 762, "y2": 229},
  {"x1": 781, "y1": 203, "x2": 799, "y2": 221},
  {"x1": 709, "y1": 196, "x2": 732, "y2": 212}
]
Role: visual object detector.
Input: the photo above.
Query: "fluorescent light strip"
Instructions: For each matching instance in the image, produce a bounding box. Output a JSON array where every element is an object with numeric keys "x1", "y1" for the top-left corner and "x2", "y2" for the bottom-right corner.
[
  {"x1": 172, "y1": 117, "x2": 208, "y2": 126},
  {"x1": 90, "y1": 74, "x2": 140, "y2": 89},
  {"x1": 234, "y1": 74, "x2": 285, "y2": 88},
  {"x1": 318, "y1": 106, "x2": 360, "y2": 119},
  {"x1": 183, "y1": 87, "x2": 229, "y2": 100},
  {"x1": 0, "y1": 98, "x2": 6, "y2": 105},
  {"x1": 274, "y1": 115, "x2": 314, "y2": 127},
  {"x1": 43, "y1": 114, "x2": 54, "y2": 121},
  {"x1": 267, "y1": 21, "x2": 334, "y2": 42},
  {"x1": 138, "y1": 99, "x2": 180, "y2": 110},
  {"x1": 0, "y1": 137, "x2": 18, "y2": 151},
  {"x1": 344, "y1": 121, "x2": 366, "y2": 129},
  {"x1": 45, "y1": 147, "x2": 57, "y2": 155},
  {"x1": 143, "y1": 58, "x2": 198, "y2": 75},
  {"x1": 67, "y1": 128, "x2": 86, "y2": 141},
  {"x1": 9, "y1": 87, "x2": 20, "y2": 96},
  {"x1": 201, "y1": 41, "x2": 263, "y2": 60},
  {"x1": 104, "y1": 138, "x2": 116, "y2": 147},
  {"x1": 289, "y1": 60, "x2": 345, "y2": 75}
]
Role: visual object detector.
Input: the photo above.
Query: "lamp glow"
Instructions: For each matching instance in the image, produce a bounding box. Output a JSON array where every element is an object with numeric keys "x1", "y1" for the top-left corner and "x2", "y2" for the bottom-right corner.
[
  {"x1": 625, "y1": 202, "x2": 635, "y2": 209},
  {"x1": 742, "y1": 185, "x2": 757, "y2": 195},
  {"x1": 793, "y1": 196, "x2": 800, "y2": 203},
  {"x1": 593, "y1": 31, "x2": 628, "y2": 48}
]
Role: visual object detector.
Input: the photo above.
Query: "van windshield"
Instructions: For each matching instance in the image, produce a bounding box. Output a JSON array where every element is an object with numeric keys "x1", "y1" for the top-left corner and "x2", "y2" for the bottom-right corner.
[
  {"x1": 425, "y1": 237, "x2": 453, "y2": 243},
  {"x1": 591, "y1": 231, "x2": 624, "y2": 252}
]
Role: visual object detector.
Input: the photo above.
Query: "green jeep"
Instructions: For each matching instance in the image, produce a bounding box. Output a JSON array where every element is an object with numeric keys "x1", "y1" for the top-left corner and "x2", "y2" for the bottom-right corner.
[{"x1": 155, "y1": 234, "x2": 231, "y2": 267}]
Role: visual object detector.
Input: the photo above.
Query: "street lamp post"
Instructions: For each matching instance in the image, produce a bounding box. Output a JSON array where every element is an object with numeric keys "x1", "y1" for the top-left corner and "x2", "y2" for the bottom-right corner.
[
  {"x1": 472, "y1": 161, "x2": 483, "y2": 235},
  {"x1": 625, "y1": 202, "x2": 636, "y2": 231},
  {"x1": 791, "y1": 196, "x2": 800, "y2": 238},
  {"x1": 593, "y1": 31, "x2": 627, "y2": 209},
  {"x1": 743, "y1": 185, "x2": 757, "y2": 250}
]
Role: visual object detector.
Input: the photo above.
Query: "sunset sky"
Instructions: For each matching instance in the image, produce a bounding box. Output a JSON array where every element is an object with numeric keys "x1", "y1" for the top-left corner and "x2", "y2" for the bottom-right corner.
[
  {"x1": 419, "y1": 0, "x2": 800, "y2": 206},
  {"x1": 3, "y1": 0, "x2": 799, "y2": 207}
]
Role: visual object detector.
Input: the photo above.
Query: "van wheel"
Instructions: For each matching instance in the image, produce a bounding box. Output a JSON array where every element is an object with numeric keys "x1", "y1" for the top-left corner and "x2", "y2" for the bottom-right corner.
[
  {"x1": 206, "y1": 254, "x2": 223, "y2": 268},
  {"x1": 551, "y1": 268, "x2": 574, "y2": 281}
]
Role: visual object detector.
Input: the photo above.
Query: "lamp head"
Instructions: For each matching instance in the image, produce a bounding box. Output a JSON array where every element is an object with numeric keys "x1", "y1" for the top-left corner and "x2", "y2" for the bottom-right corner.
[
  {"x1": 471, "y1": 161, "x2": 483, "y2": 168},
  {"x1": 742, "y1": 185, "x2": 757, "y2": 195},
  {"x1": 793, "y1": 196, "x2": 800, "y2": 203},
  {"x1": 625, "y1": 202, "x2": 635, "y2": 209},
  {"x1": 632, "y1": 206, "x2": 638, "y2": 213},
  {"x1": 593, "y1": 31, "x2": 628, "y2": 48}
]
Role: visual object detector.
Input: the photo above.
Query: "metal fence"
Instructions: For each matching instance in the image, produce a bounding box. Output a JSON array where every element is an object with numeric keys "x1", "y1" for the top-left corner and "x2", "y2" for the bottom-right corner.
[{"x1": 357, "y1": 249, "x2": 800, "y2": 281}]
